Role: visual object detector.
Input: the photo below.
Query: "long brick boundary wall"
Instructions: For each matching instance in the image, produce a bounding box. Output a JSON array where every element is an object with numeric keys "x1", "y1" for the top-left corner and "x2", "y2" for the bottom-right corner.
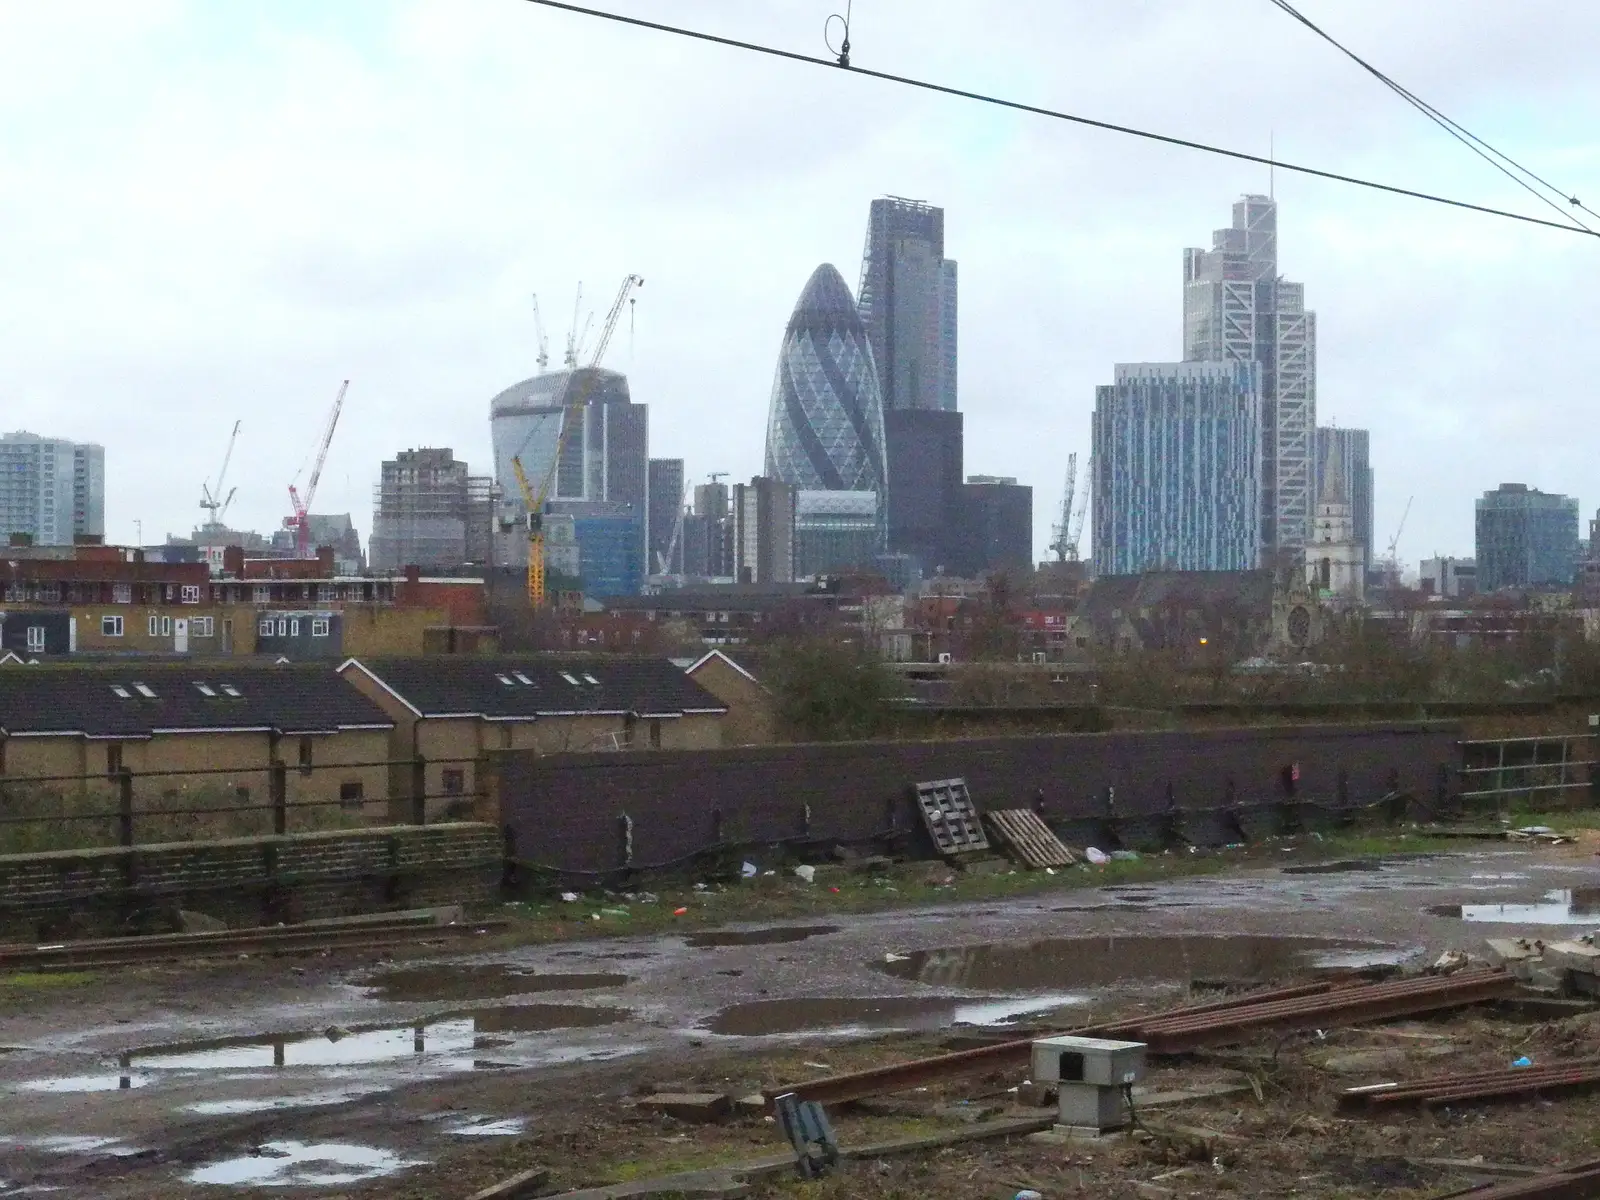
[
  {"x1": 0, "y1": 822, "x2": 501, "y2": 939},
  {"x1": 492, "y1": 722, "x2": 1462, "y2": 878}
]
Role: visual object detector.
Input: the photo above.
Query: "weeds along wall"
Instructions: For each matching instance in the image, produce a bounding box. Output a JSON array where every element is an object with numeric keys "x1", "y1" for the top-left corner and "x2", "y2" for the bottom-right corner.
[{"x1": 491, "y1": 722, "x2": 1463, "y2": 879}]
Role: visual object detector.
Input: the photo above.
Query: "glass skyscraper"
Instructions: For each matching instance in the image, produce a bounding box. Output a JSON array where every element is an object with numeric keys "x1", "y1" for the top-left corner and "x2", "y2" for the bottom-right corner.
[
  {"x1": 1092, "y1": 362, "x2": 1263, "y2": 576},
  {"x1": 1184, "y1": 195, "x2": 1316, "y2": 559},
  {"x1": 764, "y1": 263, "x2": 887, "y2": 541},
  {"x1": 1475, "y1": 484, "x2": 1579, "y2": 592},
  {"x1": 488, "y1": 367, "x2": 647, "y2": 588},
  {"x1": 858, "y1": 197, "x2": 958, "y2": 414},
  {"x1": 1314, "y1": 427, "x2": 1373, "y2": 572}
]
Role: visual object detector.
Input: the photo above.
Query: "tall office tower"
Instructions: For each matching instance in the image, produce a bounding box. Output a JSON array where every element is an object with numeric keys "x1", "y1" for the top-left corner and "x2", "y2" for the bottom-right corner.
[
  {"x1": 1091, "y1": 362, "x2": 1262, "y2": 577},
  {"x1": 488, "y1": 367, "x2": 648, "y2": 585},
  {"x1": 1183, "y1": 195, "x2": 1316, "y2": 560},
  {"x1": 884, "y1": 409, "x2": 964, "y2": 574},
  {"x1": 369, "y1": 447, "x2": 493, "y2": 571},
  {"x1": 857, "y1": 197, "x2": 958, "y2": 413},
  {"x1": 1475, "y1": 483, "x2": 1579, "y2": 592},
  {"x1": 731, "y1": 476, "x2": 795, "y2": 584},
  {"x1": 0, "y1": 431, "x2": 104, "y2": 546},
  {"x1": 957, "y1": 476, "x2": 1033, "y2": 576},
  {"x1": 765, "y1": 263, "x2": 888, "y2": 539},
  {"x1": 647, "y1": 458, "x2": 685, "y2": 575},
  {"x1": 691, "y1": 480, "x2": 732, "y2": 578},
  {"x1": 1314, "y1": 427, "x2": 1373, "y2": 574}
]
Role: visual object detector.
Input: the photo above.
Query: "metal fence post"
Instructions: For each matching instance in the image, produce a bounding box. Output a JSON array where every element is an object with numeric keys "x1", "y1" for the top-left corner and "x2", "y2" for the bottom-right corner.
[
  {"x1": 270, "y1": 761, "x2": 287, "y2": 836},
  {"x1": 411, "y1": 754, "x2": 427, "y2": 826},
  {"x1": 118, "y1": 769, "x2": 135, "y2": 848}
]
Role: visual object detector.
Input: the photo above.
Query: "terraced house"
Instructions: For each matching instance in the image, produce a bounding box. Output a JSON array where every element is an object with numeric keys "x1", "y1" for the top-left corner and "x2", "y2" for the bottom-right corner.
[{"x1": 337, "y1": 656, "x2": 729, "y2": 819}]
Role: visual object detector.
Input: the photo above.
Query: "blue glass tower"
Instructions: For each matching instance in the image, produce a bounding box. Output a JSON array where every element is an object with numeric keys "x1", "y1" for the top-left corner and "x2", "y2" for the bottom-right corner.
[
  {"x1": 765, "y1": 264, "x2": 888, "y2": 538},
  {"x1": 1092, "y1": 362, "x2": 1262, "y2": 576}
]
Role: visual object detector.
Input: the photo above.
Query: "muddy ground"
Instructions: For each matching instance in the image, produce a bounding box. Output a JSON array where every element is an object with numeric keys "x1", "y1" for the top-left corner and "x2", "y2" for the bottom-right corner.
[{"x1": 4, "y1": 840, "x2": 1600, "y2": 1197}]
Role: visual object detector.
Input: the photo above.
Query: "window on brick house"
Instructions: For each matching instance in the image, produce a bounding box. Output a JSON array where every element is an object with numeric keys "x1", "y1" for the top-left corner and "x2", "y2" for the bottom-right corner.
[
  {"x1": 339, "y1": 781, "x2": 364, "y2": 807},
  {"x1": 298, "y1": 736, "x2": 313, "y2": 776},
  {"x1": 442, "y1": 769, "x2": 465, "y2": 795},
  {"x1": 106, "y1": 744, "x2": 123, "y2": 777}
]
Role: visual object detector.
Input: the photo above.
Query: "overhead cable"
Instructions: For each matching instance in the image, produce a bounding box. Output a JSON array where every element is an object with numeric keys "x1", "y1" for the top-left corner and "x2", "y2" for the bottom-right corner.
[
  {"x1": 1266, "y1": 0, "x2": 1596, "y2": 234},
  {"x1": 521, "y1": 0, "x2": 1598, "y2": 240}
]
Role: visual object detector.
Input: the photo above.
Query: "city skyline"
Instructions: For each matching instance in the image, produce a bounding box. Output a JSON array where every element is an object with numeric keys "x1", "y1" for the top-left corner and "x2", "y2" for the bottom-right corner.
[{"x1": 0, "y1": 3, "x2": 1593, "y2": 567}]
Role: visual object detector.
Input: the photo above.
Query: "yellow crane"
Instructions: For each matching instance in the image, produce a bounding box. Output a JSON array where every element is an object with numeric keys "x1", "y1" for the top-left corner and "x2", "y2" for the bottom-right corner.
[{"x1": 512, "y1": 273, "x2": 644, "y2": 607}]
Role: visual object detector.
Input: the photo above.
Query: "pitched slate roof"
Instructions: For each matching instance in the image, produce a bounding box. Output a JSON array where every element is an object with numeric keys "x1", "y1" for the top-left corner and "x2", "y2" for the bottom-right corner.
[
  {"x1": 0, "y1": 664, "x2": 394, "y2": 739},
  {"x1": 341, "y1": 656, "x2": 729, "y2": 720}
]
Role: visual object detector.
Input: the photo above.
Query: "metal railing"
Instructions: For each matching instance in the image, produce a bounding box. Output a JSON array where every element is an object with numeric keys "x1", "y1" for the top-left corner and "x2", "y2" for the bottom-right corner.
[{"x1": 1458, "y1": 735, "x2": 1598, "y2": 812}]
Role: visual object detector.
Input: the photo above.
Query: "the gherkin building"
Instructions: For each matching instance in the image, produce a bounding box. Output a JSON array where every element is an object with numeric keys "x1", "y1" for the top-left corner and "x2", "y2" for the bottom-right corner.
[{"x1": 764, "y1": 263, "x2": 887, "y2": 529}]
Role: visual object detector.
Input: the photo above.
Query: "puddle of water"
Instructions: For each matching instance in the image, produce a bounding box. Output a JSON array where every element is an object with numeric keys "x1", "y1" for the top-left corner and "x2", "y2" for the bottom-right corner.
[
  {"x1": 0, "y1": 1136, "x2": 135, "y2": 1156},
  {"x1": 1428, "y1": 888, "x2": 1600, "y2": 925},
  {"x1": 1282, "y1": 860, "x2": 1383, "y2": 875},
  {"x1": 356, "y1": 965, "x2": 627, "y2": 1003},
  {"x1": 130, "y1": 1005, "x2": 630, "y2": 1072},
  {"x1": 14, "y1": 1074, "x2": 151, "y2": 1093},
  {"x1": 181, "y1": 1089, "x2": 385, "y2": 1116},
  {"x1": 704, "y1": 992, "x2": 1086, "y2": 1037},
  {"x1": 876, "y1": 935, "x2": 1386, "y2": 990},
  {"x1": 186, "y1": 1141, "x2": 425, "y2": 1187},
  {"x1": 686, "y1": 924, "x2": 840, "y2": 948},
  {"x1": 444, "y1": 1116, "x2": 526, "y2": 1137}
]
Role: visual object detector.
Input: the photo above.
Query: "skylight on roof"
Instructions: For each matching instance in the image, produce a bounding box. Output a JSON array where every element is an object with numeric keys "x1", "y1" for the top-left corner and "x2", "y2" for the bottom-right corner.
[
  {"x1": 133, "y1": 683, "x2": 157, "y2": 699},
  {"x1": 559, "y1": 672, "x2": 580, "y2": 686},
  {"x1": 195, "y1": 683, "x2": 216, "y2": 697},
  {"x1": 496, "y1": 674, "x2": 516, "y2": 686},
  {"x1": 513, "y1": 672, "x2": 533, "y2": 686},
  {"x1": 582, "y1": 673, "x2": 601, "y2": 685},
  {"x1": 111, "y1": 685, "x2": 131, "y2": 699},
  {"x1": 220, "y1": 684, "x2": 241, "y2": 698}
]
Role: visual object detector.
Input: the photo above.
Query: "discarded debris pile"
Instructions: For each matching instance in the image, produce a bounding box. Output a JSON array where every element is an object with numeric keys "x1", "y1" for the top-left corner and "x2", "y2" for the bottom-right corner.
[
  {"x1": 1487, "y1": 935, "x2": 1600, "y2": 996},
  {"x1": 1434, "y1": 1156, "x2": 1600, "y2": 1199},
  {"x1": 1340, "y1": 1059, "x2": 1600, "y2": 1114}
]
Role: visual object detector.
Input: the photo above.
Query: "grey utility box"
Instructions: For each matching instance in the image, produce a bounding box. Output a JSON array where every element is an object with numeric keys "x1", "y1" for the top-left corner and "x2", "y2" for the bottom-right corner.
[
  {"x1": 1031, "y1": 1035, "x2": 1146, "y2": 1088},
  {"x1": 1031, "y1": 1035, "x2": 1147, "y2": 1134}
]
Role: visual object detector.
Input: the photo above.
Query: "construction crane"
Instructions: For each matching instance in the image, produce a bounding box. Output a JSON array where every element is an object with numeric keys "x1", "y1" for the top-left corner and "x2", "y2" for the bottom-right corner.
[
  {"x1": 1048, "y1": 454, "x2": 1078, "y2": 563},
  {"x1": 1386, "y1": 495, "x2": 1414, "y2": 562},
  {"x1": 513, "y1": 274, "x2": 644, "y2": 606},
  {"x1": 1067, "y1": 464, "x2": 1090, "y2": 561},
  {"x1": 200, "y1": 420, "x2": 241, "y2": 529},
  {"x1": 284, "y1": 380, "x2": 348, "y2": 558},
  {"x1": 563, "y1": 283, "x2": 584, "y2": 368},
  {"x1": 531, "y1": 294, "x2": 549, "y2": 372}
]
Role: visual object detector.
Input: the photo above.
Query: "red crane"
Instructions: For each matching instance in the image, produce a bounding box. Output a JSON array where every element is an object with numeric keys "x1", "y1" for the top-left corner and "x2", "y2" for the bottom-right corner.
[{"x1": 284, "y1": 379, "x2": 347, "y2": 558}]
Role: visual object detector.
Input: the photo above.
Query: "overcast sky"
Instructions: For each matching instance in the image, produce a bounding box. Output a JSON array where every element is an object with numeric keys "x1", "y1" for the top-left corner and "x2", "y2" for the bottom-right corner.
[{"x1": 1, "y1": 0, "x2": 1595, "y2": 568}]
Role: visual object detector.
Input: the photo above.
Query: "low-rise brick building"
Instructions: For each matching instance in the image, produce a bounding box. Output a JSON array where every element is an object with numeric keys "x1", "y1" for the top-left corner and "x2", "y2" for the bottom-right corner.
[
  {"x1": 0, "y1": 663, "x2": 395, "y2": 821},
  {"x1": 338, "y1": 656, "x2": 729, "y2": 818}
]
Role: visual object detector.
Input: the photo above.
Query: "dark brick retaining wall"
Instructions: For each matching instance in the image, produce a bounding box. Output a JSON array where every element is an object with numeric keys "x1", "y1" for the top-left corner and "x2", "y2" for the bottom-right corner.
[
  {"x1": 494, "y1": 722, "x2": 1461, "y2": 877},
  {"x1": 0, "y1": 822, "x2": 500, "y2": 939}
]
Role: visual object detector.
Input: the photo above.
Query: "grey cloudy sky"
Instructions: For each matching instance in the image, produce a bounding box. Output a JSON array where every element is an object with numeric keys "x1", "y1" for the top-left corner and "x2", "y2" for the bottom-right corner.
[{"x1": 1, "y1": 0, "x2": 1595, "y2": 567}]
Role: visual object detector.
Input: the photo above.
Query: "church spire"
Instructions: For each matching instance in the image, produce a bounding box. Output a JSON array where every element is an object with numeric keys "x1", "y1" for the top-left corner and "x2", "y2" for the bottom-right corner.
[{"x1": 1320, "y1": 435, "x2": 1348, "y2": 507}]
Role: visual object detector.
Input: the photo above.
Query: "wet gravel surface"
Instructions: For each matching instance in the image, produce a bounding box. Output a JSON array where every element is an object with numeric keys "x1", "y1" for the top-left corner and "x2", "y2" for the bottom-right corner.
[{"x1": 3, "y1": 847, "x2": 1598, "y2": 1196}]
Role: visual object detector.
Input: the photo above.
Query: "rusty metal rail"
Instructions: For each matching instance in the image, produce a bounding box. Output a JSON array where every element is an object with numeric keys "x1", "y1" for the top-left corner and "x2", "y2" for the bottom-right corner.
[
  {"x1": 1433, "y1": 1157, "x2": 1600, "y2": 1199},
  {"x1": 1343, "y1": 1059, "x2": 1600, "y2": 1114},
  {"x1": 1136, "y1": 968, "x2": 1516, "y2": 1052},
  {"x1": 771, "y1": 970, "x2": 1515, "y2": 1108},
  {"x1": 768, "y1": 979, "x2": 1350, "y2": 1107},
  {"x1": 0, "y1": 917, "x2": 507, "y2": 971}
]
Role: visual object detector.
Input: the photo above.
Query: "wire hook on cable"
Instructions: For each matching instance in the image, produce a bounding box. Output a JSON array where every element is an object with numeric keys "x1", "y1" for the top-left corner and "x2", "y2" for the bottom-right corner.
[{"x1": 824, "y1": 0, "x2": 852, "y2": 68}]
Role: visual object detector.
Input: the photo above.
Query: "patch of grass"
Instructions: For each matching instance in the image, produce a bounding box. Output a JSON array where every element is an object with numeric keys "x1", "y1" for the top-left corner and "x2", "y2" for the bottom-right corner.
[
  {"x1": 0, "y1": 971, "x2": 97, "y2": 990},
  {"x1": 493, "y1": 829, "x2": 1460, "y2": 948}
]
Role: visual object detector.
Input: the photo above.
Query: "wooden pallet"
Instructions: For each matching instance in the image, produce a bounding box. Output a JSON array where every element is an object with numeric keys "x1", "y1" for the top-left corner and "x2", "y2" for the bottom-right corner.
[
  {"x1": 913, "y1": 778, "x2": 990, "y2": 856},
  {"x1": 985, "y1": 808, "x2": 1077, "y2": 868}
]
